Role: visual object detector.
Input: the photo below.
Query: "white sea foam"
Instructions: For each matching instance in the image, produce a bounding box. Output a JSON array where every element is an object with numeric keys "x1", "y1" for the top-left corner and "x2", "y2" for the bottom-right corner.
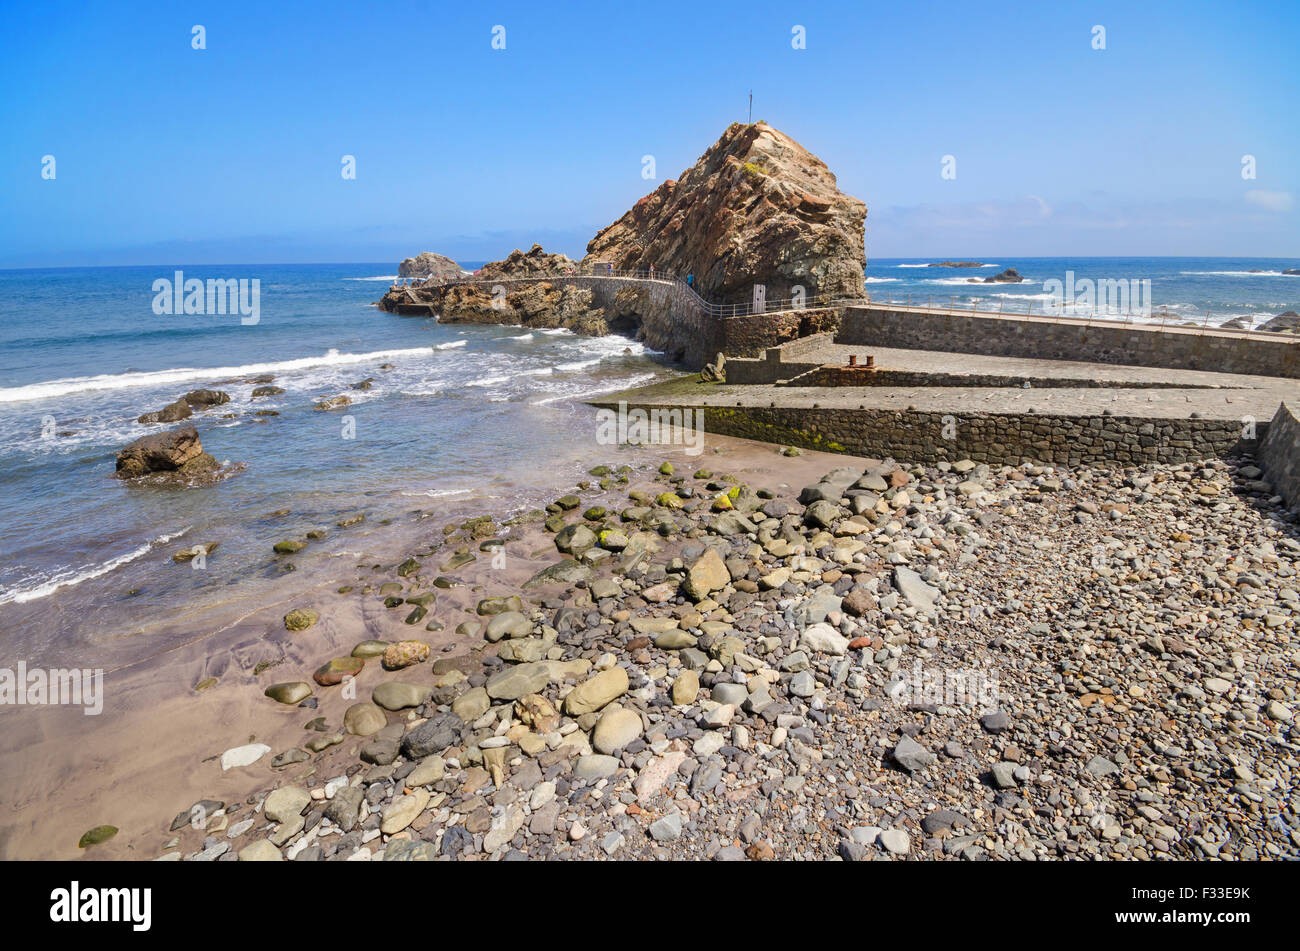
[
  {"x1": 0, "y1": 348, "x2": 434, "y2": 404},
  {"x1": 554, "y1": 358, "x2": 604, "y2": 372},
  {"x1": 1180, "y1": 270, "x2": 1294, "y2": 277},
  {"x1": 344, "y1": 275, "x2": 399, "y2": 281},
  {"x1": 400, "y1": 487, "x2": 473, "y2": 498},
  {"x1": 530, "y1": 372, "x2": 660, "y2": 406},
  {"x1": 434, "y1": 340, "x2": 468, "y2": 350},
  {"x1": 0, "y1": 527, "x2": 189, "y2": 605},
  {"x1": 864, "y1": 277, "x2": 900, "y2": 284},
  {"x1": 509, "y1": 333, "x2": 535, "y2": 341}
]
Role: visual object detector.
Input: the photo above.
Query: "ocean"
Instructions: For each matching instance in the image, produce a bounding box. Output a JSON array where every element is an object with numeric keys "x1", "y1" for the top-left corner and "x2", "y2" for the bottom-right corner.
[
  {"x1": 0, "y1": 263, "x2": 672, "y2": 665},
  {"x1": 864, "y1": 255, "x2": 1300, "y2": 325},
  {"x1": 0, "y1": 257, "x2": 1296, "y2": 665}
]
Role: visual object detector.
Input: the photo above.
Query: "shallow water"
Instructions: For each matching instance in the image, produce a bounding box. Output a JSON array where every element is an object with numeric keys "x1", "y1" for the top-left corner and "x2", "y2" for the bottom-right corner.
[{"x1": 0, "y1": 264, "x2": 675, "y2": 662}]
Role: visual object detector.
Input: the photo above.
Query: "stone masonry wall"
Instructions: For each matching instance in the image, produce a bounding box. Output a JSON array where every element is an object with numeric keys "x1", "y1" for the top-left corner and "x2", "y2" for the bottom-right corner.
[
  {"x1": 602, "y1": 401, "x2": 1264, "y2": 468},
  {"x1": 838, "y1": 306, "x2": 1300, "y2": 379}
]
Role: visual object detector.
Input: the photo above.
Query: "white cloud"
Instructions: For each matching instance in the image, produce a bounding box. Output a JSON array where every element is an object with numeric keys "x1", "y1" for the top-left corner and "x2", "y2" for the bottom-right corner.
[{"x1": 1244, "y1": 189, "x2": 1294, "y2": 213}]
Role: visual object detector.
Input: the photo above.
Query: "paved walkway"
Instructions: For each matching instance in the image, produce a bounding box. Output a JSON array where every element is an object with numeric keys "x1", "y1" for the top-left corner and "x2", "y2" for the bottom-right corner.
[
  {"x1": 597, "y1": 346, "x2": 1300, "y2": 422},
  {"x1": 794, "y1": 342, "x2": 1291, "y2": 390}
]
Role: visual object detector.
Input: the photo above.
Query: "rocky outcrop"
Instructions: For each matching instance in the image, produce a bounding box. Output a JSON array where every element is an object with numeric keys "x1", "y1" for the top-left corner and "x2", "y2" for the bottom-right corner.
[
  {"x1": 115, "y1": 424, "x2": 223, "y2": 482},
  {"x1": 1261, "y1": 311, "x2": 1300, "y2": 334},
  {"x1": 585, "y1": 122, "x2": 866, "y2": 305},
  {"x1": 928, "y1": 261, "x2": 986, "y2": 268},
  {"x1": 479, "y1": 245, "x2": 578, "y2": 281},
  {"x1": 137, "y1": 398, "x2": 193, "y2": 425},
  {"x1": 379, "y1": 123, "x2": 867, "y2": 366},
  {"x1": 977, "y1": 268, "x2": 1024, "y2": 284},
  {"x1": 398, "y1": 252, "x2": 464, "y2": 280},
  {"x1": 184, "y1": 389, "x2": 230, "y2": 407}
]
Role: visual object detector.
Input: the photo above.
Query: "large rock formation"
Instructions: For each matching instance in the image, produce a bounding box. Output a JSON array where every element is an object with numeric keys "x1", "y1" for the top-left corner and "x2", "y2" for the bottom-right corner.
[
  {"x1": 379, "y1": 122, "x2": 867, "y2": 365},
  {"x1": 398, "y1": 252, "x2": 464, "y2": 280},
  {"x1": 584, "y1": 122, "x2": 866, "y2": 305}
]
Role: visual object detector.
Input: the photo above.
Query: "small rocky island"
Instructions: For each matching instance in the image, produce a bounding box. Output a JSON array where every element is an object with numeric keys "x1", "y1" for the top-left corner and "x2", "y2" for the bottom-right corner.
[
  {"x1": 928, "y1": 261, "x2": 987, "y2": 268},
  {"x1": 970, "y1": 268, "x2": 1024, "y2": 284}
]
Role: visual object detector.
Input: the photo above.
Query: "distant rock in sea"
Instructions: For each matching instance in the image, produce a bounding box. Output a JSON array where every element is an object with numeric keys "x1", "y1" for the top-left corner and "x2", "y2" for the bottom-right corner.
[
  {"x1": 975, "y1": 268, "x2": 1024, "y2": 284},
  {"x1": 928, "y1": 261, "x2": 986, "y2": 268},
  {"x1": 1283, "y1": 268, "x2": 1300, "y2": 276},
  {"x1": 398, "y1": 251, "x2": 464, "y2": 280}
]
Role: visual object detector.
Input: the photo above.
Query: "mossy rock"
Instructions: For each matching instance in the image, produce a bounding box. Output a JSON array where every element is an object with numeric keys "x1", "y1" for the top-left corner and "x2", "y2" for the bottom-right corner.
[
  {"x1": 655, "y1": 493, "x2": 683, "y2": 509},
  {"x1": 405, "y1": 591, "x2": 437, "y2": 608},
  {"x1": 273, "y1": 539, "x2": 305, "y2": 554},
  {"x1": 337, "y1": 513, "x2": 366, "y2": 527},
  {"x1": 443, "y1": 551, "x2": 476, "y2": 570},
  {"x1": 477, "y1": 595, "x2": 523, "y2": 616},
  {"x1": 78, "y1": 825, "x2": 118, "y2": 849},
  {"x1": 459, "y1": 516, "x2": 495, "y2": 539},
  {"x1": 193, "y1": 676, "x2": 218, "y2": 692},
  {"x1": 383, "y1": 595, "x2": 404, "y2": 608},
  {"x1": 305, "y1": 528, "x2": 329, "y2": 540},
  {"x1": 693, "y1": 469, "x2": 713, "y2": 479},
  {"x1": 588, "y1": 465, "x2": 611, "y2": 477},
  {"x1": 313, "y1": 657, "x2": 364, "y2": 686},
  {"x1": 404, "y1": 605, "x2": 428, "y2": 625},
  {"x1": 172, "y1": 541, "x2": 219, "y2": 563},
  {"x1": 265, "y1": 681, "x2": 313, "y2": 704},
  {"x1": 336, "y1": 585, "x2": 354, "y2": 594},
  {"x1": 351, "y1": 639, "x2": 389, "y2": 658},
  {"x1": 397, "y1": 557, "x2": 421, "y2": 577},
  {"x1": 253, "y1": 659, "x2": 283, "y2": 676},
  {"x1": 433, "y1": 576, "x2": 460, "y2": 589},
  {"x1": 712, "y1": 494, "x2": 733, "y2": 511},
  {"x1": 555, "y1": 494, "x2": 581, "y2": 511},
  {"x1": 284, "y1": 608, "x2": 319, "y2": 631},
  {"x1": 781, "y1": 446, "x2": 801, "y2": 457},
  {"x1": 582, "y1": 506, "x2": 607, "y2": 521},
  {"x1": 544, "y1": 514, "x2": 566, "y2": 533},
  {"x1": 659, "y1": 462, "x2": 674, "y2": 476}
]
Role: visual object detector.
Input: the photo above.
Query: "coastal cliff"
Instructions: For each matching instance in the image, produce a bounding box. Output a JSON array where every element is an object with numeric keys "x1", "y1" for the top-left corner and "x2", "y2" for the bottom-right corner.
[{"x1": 378, "y1": 122, "x2": 867, "y2": 366}]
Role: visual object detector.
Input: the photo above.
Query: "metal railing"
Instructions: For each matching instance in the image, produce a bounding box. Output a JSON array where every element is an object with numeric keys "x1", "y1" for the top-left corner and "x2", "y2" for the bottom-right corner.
[{"x1": 395, "y1": 266, "x2": 863, "y2": 320}]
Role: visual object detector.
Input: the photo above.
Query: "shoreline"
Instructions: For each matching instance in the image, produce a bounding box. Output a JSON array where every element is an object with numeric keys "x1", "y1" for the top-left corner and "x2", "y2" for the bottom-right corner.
[
  {"x1": 0, "y1": 426, "x2": 823, "y2": 859},
  {"x1": 4, "y1": 424, "x2": 1296, "y2": 861}
]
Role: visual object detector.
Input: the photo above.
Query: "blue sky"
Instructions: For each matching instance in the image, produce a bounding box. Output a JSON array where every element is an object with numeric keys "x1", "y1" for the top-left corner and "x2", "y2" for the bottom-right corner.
[{"x1": 1, "y1": 0, "x2": 1297, "y2": 266}]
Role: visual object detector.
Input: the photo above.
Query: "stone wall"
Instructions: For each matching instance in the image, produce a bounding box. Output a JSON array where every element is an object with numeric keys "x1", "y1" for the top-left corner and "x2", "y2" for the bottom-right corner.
[
  {"x1": 1258, "y1": 402, "x2": 1300, "y2": 508},
  {"x1": 384, "y1": 275, "x2": 842, "y2": 370},
  {"x1": 839, "y1": 306, "x2": 1300, "y2": 379},
  {"x1": 599, "y1": 400, "x2": 1264, "y2": 468}
]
